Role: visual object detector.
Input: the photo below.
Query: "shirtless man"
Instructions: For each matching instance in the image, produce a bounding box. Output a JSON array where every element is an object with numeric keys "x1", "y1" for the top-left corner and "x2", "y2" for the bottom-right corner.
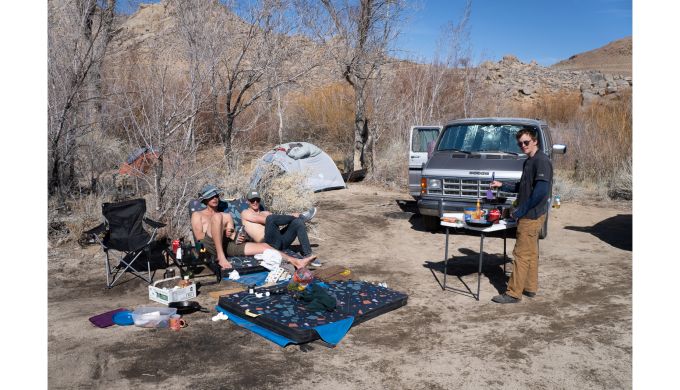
[
  {"x1": 191, "y1": 185, "x2": 316, "y2": 270},
  {"x1": 241, "y1": 189, "x2": 320, "y2": 267}
]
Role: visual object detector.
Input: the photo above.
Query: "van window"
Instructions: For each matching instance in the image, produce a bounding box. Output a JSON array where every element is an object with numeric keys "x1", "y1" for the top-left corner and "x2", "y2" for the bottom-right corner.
[
  {"x1": 437, "y1": 124, "x2": 539, "y2": 153},
  {"x1": 411, "y1": 128, "x2": 440, "y2": 152}
]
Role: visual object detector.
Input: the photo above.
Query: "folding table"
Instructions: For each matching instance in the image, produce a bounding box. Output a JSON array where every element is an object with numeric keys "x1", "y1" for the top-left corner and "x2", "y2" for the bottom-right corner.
[{"x1": 441, "y1": 219, "x2": 517, "y2": 300}]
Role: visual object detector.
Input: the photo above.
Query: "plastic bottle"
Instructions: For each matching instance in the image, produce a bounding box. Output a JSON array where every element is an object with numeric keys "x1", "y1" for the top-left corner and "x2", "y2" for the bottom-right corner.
[
  {"x1": 555, "y1": 195, "x2": 561, "y2": 209},
  {"x1": 475, "y1": 198, "x2": 481, "y2": 220},
  {"x1": 163, "y1": 267, "x2": 176, "y2": 280},
  {"x1": 179, "y1": 274, "x2": 192, "y2": 288}
]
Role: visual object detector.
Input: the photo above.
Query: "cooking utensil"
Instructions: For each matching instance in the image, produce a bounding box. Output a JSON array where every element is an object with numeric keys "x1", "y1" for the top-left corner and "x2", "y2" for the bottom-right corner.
[
  {"x1": 487, "y1": 209, "x2": 501, "y2": 223},
  {"x1": 466, "y1": 219, "x2": 493, "y2": 228},
  {"x1": 486, "y1": 172, "x2": 495, "y2": 200},
  {"x1": 168, "y1": 301, "x2": 209, "y2": 315}
]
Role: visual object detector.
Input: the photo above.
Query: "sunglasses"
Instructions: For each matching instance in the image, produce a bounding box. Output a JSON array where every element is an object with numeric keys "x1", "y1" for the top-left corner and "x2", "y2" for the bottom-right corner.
[
  {"x1": 207, "y1": 194, "x2": 219, "y2": 200},
  {"x1": 517, "y1": 140, "x2": 532, "y2": 147},
  {"x1": 248, "y1": 198, "x2": 261, "y2": 203}
]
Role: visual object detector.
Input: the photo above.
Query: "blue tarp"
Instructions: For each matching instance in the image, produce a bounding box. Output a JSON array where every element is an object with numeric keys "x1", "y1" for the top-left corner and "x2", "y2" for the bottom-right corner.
[{"x1": 215, "y1": 305, "x2": 354, "y2": 347}]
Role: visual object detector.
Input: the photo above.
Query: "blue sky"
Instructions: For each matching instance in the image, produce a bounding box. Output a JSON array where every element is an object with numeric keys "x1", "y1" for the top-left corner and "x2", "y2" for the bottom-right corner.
[
  {"x1": 118, "y1": 0, "x2": 631, "y2": 66},
  {"x1": 398, "y1": 0, "x2": 632, "y2": 65}
]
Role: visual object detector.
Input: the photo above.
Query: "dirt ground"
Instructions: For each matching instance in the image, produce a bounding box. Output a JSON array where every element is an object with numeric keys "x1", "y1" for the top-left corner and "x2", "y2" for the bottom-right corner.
[{"x1": 47, "y1": 183, "x2": 632, "y2": 389}]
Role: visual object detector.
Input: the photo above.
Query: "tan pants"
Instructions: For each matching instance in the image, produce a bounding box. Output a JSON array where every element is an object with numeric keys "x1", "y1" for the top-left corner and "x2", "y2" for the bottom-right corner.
[{"x1": 506, "y1": 214, "x2": 546, "y2": 299}]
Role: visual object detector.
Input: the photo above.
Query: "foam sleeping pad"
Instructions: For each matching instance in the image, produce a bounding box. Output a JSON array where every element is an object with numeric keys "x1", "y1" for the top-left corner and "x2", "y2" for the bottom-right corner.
[{"x1": 218, "y1": 280, "x2": 408, "y2": 345}]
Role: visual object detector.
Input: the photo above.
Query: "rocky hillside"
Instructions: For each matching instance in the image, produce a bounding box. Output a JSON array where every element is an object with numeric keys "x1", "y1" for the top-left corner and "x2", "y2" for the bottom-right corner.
[
  {"x1": 552, "y1": 36, "x2": 632, "y2": 76},
  {"x1": 109, "y1": 2, "x2": 632, "y2": 107},
  {"x1": 479, "y1": 50, "x2": 632, "y2": 105}
]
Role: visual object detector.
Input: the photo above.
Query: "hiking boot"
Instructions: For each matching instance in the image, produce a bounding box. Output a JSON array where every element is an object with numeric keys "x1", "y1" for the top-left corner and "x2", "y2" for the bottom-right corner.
[
  {"x1": 491, "y1": 293, "x2": 520, "y2": 304},
  {"x1": 300, "y1": 207, "x2": 317, "y2": 223},
  {"x1": 522, "y1": 290, "x2": 536, "y2": 298}
]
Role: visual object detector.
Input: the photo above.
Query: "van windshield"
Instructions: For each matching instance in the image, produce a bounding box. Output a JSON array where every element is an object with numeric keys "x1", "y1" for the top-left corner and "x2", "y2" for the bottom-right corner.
[{"x1": 437, "y1": 124, "x2": 537, "y2": 154}]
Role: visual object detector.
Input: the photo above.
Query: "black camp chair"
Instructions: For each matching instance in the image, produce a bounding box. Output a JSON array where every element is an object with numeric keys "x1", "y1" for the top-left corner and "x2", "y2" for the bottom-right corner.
[
  {"x1": 164, "y1": 199, "x2": 229, "y2": 285},
  {"x1": 85, "y1": 199, "x2": 166, "y2": 288}
]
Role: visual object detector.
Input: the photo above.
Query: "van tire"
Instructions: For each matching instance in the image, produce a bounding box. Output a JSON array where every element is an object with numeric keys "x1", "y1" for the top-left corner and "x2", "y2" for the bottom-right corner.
[
  {"x1": 422, "y1": 215, "x2": 441, "y2": 231},
  {"x1": 539, "y1": 215, "x2": 548, "y2": 239}
]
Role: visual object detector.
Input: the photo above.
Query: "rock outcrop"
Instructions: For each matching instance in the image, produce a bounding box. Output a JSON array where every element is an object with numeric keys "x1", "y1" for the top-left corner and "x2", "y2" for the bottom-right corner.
[{"x1": 479, "y1": 54, "x2": 632, "y2": 105}]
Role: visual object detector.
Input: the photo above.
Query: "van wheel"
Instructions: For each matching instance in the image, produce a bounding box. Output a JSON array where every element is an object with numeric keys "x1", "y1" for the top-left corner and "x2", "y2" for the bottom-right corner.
[
  {"x1": 539, "y1": 215, "x2": 548, "y2": 239},
  {"x1": 422, "y1": 215, "x2": 441, "y2": 231}
]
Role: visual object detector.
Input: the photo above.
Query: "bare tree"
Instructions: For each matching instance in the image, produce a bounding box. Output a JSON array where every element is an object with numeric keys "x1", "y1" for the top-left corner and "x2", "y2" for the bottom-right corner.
[
  {"x1": 210, "y1": 0, "x2": 319, "y2": 169},
  {"x1": 172, "y1": 0, "x2": 228, "y2": 149},
  {"x1": 301, "y1": 0, "x2": 405, "y2": 175},
  {"x1": 48, "y1": 0, "x2": 117, "y2": 200}
]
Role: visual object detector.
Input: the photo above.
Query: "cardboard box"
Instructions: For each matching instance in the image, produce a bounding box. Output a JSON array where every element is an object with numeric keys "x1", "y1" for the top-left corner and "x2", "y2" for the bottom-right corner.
[{"x1": 148, "y1": 276, "x2": 197, "y2": 305}]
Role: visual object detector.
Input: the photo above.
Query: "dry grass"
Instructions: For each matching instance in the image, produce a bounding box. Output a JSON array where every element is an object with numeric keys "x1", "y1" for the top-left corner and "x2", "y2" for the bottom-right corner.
[
  {"x1": 514, "y1": 90, "x2": 632, "y2": 200},
  {"x1": 252, "y1": 164, "x2": 316, "y2": 214},
  {"x1": 285, "y1": 82, "x2": 355, "y2": 158},
  {"x1": 249, "y1": 162, "x2": 321, "y2": 239},
  {"x1": 369, "y1": 136, "x2": 409, "y2": 190}
]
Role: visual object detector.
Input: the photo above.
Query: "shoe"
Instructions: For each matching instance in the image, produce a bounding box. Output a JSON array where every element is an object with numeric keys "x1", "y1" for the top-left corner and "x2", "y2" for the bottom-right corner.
[
  {"x1": 300, "y1": 207, "x2": 317, "y2": 223},
  {"x1": 522, "y1": 290, "x2": 536, "y2": 298},
  {"x1": 491, "y1": 293, "x2": 520, "y2": 304},
  {"x1": 309, "y1": 259, "x2": 322, "y2": 268}
]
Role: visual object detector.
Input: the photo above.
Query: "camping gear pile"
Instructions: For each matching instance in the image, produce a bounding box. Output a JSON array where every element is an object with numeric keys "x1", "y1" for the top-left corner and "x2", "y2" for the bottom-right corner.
[{"x1": 84, "y1": 188, "x2": 407, "y2": 346}]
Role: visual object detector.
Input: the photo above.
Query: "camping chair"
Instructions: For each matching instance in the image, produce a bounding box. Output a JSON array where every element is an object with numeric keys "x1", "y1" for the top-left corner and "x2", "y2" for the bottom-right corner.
[
  {"x1": 179, "y1": 198, "x2": 266, "y2": 281},
  {"x1": 169, "y1": 199, "x2": 233, "y2": 285},
  {"x1": 85, "y1": 198, "x2": 166, "y2": 288}
]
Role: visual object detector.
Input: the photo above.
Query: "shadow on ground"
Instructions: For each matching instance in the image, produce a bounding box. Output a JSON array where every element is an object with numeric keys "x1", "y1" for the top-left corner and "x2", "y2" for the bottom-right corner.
[
  {"x1": 423, "y1": 248, "x2": 511, "y2": 296},
  {"x1": 564, "y1": 214, "x2": 632, "y2": 251}
]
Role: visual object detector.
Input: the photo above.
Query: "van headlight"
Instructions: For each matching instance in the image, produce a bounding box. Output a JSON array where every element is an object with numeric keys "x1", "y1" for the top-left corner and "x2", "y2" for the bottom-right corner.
[
  {"x1": 428, "y1": 178, "x2": 442, "y2": 189},
  {"x1": 423, "y1": 178, "x2": 441, "y2": 194}
]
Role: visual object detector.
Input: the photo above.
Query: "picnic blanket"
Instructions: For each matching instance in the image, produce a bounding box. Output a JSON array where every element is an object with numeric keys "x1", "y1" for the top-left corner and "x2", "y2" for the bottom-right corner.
[{"x1": 217, "y1": 280, "x2": 408, "y2": 346}]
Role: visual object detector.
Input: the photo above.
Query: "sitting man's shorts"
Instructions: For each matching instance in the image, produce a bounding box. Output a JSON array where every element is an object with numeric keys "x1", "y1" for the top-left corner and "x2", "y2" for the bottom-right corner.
[{"x1": 201, "y1": 235, "x2": 246, "y2": 257}]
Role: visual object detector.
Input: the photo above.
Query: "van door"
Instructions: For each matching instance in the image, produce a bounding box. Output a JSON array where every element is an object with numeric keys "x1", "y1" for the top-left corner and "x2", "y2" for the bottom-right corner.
[{"x1": 409, "y1": 125, "x2": 442, "y2": 198}]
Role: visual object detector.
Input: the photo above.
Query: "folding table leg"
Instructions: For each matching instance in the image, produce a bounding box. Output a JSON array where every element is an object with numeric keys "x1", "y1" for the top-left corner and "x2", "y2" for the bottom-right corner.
[
  {"x1": 477, "y1": 233, "x2": 484, "y2": 301},
  {"x1": 503, "y1": 229, "x2": 507, "y2": 275},
  {"x1": 443, "y1": 227, "x2": 449, "y2": 290}
]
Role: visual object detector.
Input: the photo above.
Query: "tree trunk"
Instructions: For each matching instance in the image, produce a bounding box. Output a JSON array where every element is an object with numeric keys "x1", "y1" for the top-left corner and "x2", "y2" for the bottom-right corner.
[
  {"x1": 222, "y1": 115, "x2": 235, "y2": 170},
  {"x1": 154, "y1": 159, "x2": 164, "y2": 211},
  {"x1": 49, "y1": 146, "x2": 62, "y2": 198},
  {"x1": 276, "y1": 87, "x2": 284, "y2": 143}
]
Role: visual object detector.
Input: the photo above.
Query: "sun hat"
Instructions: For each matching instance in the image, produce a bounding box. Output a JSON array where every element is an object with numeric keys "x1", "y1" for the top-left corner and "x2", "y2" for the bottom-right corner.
[
  {"x1": 245, "y1": 189, "x2": 261, "y2": 201},
  {"x1": 198, "y1": 184, "x2": 223, "y2": 201}
]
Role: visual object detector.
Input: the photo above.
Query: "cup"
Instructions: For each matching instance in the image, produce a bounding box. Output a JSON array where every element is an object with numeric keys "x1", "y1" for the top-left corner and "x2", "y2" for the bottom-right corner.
[{"x1": 169, "y1": 315, "x2": 187, "y2": 331}]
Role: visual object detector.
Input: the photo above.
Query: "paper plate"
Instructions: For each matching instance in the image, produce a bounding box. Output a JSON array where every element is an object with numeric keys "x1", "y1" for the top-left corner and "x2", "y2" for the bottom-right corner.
[{"x1": 112, "y1": 310, "x2": 134, "y2": 326}]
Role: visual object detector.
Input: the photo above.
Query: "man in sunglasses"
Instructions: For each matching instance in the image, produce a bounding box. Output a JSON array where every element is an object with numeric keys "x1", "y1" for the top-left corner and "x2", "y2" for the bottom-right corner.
[
  {"x1": 489, "y1": 128, "x2": 553, "y2": 304},
  {"x1": 241, "y1": 189, "x2": 321, "y2": 267},
  {"x1": 192, "y1": 185, "x2": 317, "y2": 270}
]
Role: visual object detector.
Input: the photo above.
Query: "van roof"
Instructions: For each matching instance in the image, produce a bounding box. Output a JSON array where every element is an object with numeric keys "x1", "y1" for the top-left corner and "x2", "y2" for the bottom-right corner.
[{"x1": 444, "y1": 117, "x2": 547, "y2": 127}]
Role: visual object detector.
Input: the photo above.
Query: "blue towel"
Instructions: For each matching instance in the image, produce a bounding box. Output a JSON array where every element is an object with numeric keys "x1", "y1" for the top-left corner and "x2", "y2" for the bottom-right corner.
[
  {"x1": 225, "y1": 271, "x2": 269, "y2": 286},
  {"x1": 314, "y1": 316, "x2": 354, "y2": 345},
  {"x1": 216, "y1": 305, "x2": 354, "y2": 347},
  {"x1": 216, "y1": 306, "x2": 294, "y2": 347}
]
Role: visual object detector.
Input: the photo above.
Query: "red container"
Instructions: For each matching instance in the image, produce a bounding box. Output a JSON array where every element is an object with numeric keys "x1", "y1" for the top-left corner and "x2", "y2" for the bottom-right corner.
[
  {"x1": 172, "y1": 239, "x2": 180, "y2": 254},
  {"x1": 487, "y1": 209, "x2": 501, "y2": 223}
]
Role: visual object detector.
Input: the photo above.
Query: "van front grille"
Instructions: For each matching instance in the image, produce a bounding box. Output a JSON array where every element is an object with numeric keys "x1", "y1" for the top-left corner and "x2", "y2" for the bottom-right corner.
[{"x1": 441, "y1": 178, "x2": 517, "y2": 199}]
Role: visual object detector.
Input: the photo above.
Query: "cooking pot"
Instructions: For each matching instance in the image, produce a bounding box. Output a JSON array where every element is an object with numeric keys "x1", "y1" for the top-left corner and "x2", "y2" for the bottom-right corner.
[
  {"x1": 168, "y1": 301, "x2": 209, "y2": 315},
  {"x1": 486, "y1": 209, "x2": 501, "y2": 223}
]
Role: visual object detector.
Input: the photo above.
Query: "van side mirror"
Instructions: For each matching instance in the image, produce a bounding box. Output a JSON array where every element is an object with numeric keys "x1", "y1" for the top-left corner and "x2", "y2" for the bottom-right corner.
[{"x1": 552, "y1": 144, "x2": 567, "y2": 154}]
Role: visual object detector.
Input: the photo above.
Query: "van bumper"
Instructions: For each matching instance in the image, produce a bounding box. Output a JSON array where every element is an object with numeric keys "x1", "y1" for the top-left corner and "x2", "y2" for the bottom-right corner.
[{"x1": 417, "y1": 197, "x2": 478, "y2": 216}]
